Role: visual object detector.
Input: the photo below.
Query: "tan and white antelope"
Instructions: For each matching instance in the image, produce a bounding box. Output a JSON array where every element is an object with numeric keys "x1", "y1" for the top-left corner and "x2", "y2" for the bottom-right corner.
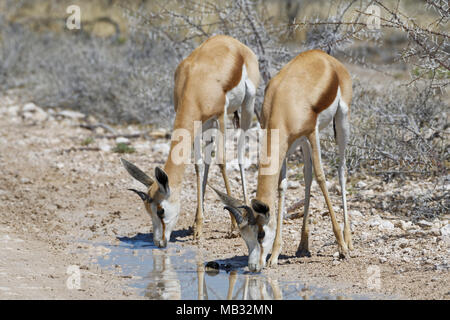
[
  {"x1": 121, "y1": 35, "x2": 260, "y2": 248},
  {"x1": 213, "y1": 49, "x2": 353, "y2": 272}
]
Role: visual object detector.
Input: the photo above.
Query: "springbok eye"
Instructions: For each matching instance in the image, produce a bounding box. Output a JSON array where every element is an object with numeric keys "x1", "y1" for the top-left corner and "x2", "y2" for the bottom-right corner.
[
  {"x1": 257, "y1": 231, "x2": 265, "y2": 241},
  {"x1": 157, "y1": 207, "x2": 165, "y2": 219}
]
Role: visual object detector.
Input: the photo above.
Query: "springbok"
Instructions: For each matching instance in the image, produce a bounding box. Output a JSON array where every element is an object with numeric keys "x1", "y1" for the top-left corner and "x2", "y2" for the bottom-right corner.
[
  {"x1": 212, "y1": 49, "x2": 353, "y2": 272},
  {"x1": 121, "y1": 35, "x2": 260, "y2": 248}
]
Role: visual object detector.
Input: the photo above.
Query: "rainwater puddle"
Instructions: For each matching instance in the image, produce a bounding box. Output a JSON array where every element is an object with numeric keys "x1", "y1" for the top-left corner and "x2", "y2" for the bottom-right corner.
[{"x1": 94, "y1": 233, "x2": 366, "y2": 300}]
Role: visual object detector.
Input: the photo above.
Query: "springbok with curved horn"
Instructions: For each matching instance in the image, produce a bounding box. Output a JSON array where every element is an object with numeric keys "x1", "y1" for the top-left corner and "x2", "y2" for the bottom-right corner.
[
  {"x1": 212, "y1": 49, "x2": 353, "y2": 272},
  {"x1": 121, "y1": 35, "x2": 260, "y2": 248}
]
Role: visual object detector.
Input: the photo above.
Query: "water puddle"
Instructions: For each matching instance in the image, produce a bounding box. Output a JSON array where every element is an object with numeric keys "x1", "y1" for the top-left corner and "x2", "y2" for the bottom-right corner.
[{"x1": 94, "y1": 233, "x2": 363, "y2": 300}]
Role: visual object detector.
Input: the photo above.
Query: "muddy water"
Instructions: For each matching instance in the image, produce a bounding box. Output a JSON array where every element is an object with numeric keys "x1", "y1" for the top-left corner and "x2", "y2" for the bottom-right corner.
[{"x1": 94, "y1": 234, "x2": 360, "y2": 300}]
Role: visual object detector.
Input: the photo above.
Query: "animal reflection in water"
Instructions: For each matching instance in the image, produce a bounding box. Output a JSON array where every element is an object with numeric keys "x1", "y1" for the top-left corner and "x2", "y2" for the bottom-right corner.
[
  {"x1": 144, "y1": 250, "x2": 181, "y2": 300},
  {"x1": 197, "y1": 265, "x2": 283, "y2": 300},
  {"x1": 143, "y1": 250, "x2": 283, "y2": 300}
]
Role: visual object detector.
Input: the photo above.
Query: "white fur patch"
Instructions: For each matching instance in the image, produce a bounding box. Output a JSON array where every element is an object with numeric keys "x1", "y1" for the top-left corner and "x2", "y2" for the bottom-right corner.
[
  {"x1": 225, "y1": 64, "x2": 248, "y2": 114},
  {"x1": 317, "y1": 86, "x2": 341, "y2": 130}
]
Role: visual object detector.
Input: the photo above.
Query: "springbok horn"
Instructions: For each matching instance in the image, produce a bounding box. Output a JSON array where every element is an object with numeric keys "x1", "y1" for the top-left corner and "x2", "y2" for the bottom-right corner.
[
  {"x1": 128, "y1": 188, "x2": 152, "y2": 203},
  {"x1": 237, "y1": 205, "x2": 257, "y2": 225},
  {"x1": 224, "y1": 206, "x2": 244, "y2": 226},
  {"x1": 208, "y1": 183, "x2": 243, "y2": 208},
  {"x1": 121, "y1": 158, "x2": 154, "y2": 188}
]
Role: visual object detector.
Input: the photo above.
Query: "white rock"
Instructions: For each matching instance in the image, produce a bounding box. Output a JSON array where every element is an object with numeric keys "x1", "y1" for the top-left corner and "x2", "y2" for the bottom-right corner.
[
  {"x1": 22, "y1": 102, "x2": 38, "y2": 112},
  {"x1": 134, "y1": 142, "x2": 151, "y2": 152},
  {"x1": 7, "y1": 105, "x2": 20, "y2": 116},
  {"x1": 99, "y1": 143, "x2": 111, "y2": 152},
  {"x1": 441, "y1": 224, "x2": 450, "y2": 237},
  {"x1": 417, "y1": 220, "x2": 433, "y2": 229},
  {"x1": 115, "y1": 137, "x2": 130, "y2": 144},
  {"x1": 57, "y1": 110, "x2": 85, "y2": 119},
  {"x1": 287, "y1": 181, "x2": 300, "y2": 189},
  {"x1": 20, "y1": 178, "x2": 31, "y2": 184},
  {"x1": 379, "y1": 257, "x2": 387, "y2": 263},
  {"x1": 152, "y1": 143, "x2": 170, "y2": 155},
  {"x1": 22, "y1": 103, "x2": 47, "y2": 122},
  {"x1": 368, "y1": 217, "x2": 381, "y2": 227},
  {"x1": 349, "y1": 210, "x2": 363, "y2": 218},
  {"x1": 356, "y1": 181, "x2": 367, "y2": 188},
  {"x1": 379, "y1": 220, "x2": 395, "y2": 230}
]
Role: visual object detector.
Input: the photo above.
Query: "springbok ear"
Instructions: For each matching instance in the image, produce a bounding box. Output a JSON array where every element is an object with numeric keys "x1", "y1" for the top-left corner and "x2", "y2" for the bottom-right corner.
[
  {"x1": 237, "y1": 205, "x2": 257, "y2": 225},
  {"x1": 128, "y1": 188, "x2": 152, "y2": 203},
  {"x1": 251, "y1": 199, "x2": 270, "y2": 224},
  {"x1": 121, "y1": 158, "x2": 154, "y2": 188},
  {"x1": 155, "y1": 167, "x2": 170, "y2": 196},
  {"x1": 251, "y1": 199, "x2": 269, "y2": 214}
]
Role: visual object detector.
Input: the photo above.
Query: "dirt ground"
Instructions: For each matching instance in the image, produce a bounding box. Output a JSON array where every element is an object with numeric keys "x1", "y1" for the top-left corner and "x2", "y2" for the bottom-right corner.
[{"x1": 0, "y1": 92, "x2": 448, "y2": 300}]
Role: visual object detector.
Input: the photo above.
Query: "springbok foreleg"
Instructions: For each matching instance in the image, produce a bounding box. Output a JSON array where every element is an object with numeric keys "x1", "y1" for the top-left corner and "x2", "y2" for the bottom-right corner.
[{"x1": 268, "y1": 158, "x2": 287, "y2": 267}]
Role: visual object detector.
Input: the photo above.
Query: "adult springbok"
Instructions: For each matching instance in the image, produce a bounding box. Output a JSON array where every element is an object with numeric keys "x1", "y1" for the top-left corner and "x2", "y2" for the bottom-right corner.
[
  {"x1": 212, "y1": 49, "x2": 353, "y2": 272},
  {"x1": 121, "y1": 35, "x2": 260, "y2": 248}
]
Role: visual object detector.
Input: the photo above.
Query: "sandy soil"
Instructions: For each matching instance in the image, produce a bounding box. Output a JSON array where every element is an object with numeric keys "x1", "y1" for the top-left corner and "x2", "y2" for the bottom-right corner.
[{"x1": 0, "y1": 94, "x2": 448, "y2": 300}]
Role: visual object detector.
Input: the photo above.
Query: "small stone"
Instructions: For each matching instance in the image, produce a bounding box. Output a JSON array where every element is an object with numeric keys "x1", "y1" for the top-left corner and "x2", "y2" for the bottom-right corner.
[
  {"x1": 7, "y1": 105, "x2": 20, "y2": 116},
  {"x1": 287, "y1": 181, "x2": 300, "y2": 189},
  {"x1": 22, "y1": 103, "x2": 47, "y2": 122},
  {"x1": 440, "y1": 224, "x2": 450, "y2": 237},
  {"x1": 152, "y1": 143, "x2": 170, "y2": 155},
  {"x1": 417, "y1": 220, "x2": 433, "y2": 229},
  {"x1": 22, "y1": 102, "x2": 38, "y2": 112},
  {"x1": 115, "y1": 137, "x2": 130, "y2": 144},
  {"x1": 379, "y1": 257, "x2": 387, "y2": 263},
  {"x1": 368, "y1": 217, "x2": 381, "y2": 227},
  {"x1": 355, "y1": 181, "x2": 367, "y2": 188},
  {"x1": 99, "y1": 143, "x2": 111, "y2": 152},
  {"x1": 379, "y1": 220, "x2": 395, "y2": 231},
  {"x1": 57, "y1": 110, "x2": 85, "y2": 119},
  {"x1": 349, "y1": 210, "x2": 363, "y2": 218},
  {"x1": 20, "y1": 178, "x2": 31, "y2": 184}
]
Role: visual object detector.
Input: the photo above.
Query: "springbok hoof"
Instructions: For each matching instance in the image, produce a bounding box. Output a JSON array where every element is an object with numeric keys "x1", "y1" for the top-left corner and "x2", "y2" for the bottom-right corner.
[
  {"x1": 296, "y1": 248, "x2": 311, "y2": 258},
  {"x1": 268, "y1": 256, "x2": 279, "y2": 267}
]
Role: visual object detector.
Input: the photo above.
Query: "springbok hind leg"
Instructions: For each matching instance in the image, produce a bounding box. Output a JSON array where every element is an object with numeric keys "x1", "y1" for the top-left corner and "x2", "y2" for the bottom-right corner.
[
  {"x1": 335, "y1": 101, "x2": 353, "y2": 250},
  {"x1": 217, "y1": 113, "x2": 239, "y2": 235},
  {"x1": 297, "y1": 140, "x2": 313, "y2": 257},
  {"x1": 308, "y1": 128, "x2": 348, "y2": 258}
]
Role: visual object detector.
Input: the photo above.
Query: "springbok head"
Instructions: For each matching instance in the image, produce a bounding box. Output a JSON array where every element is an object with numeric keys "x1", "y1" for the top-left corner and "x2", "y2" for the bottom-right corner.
[
  {"x1": 210, "y1": 186, "x2": 273, "y2": 272},
  {"x1": 121, "y1": 158, "x2": 179, "y2": 248}
]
